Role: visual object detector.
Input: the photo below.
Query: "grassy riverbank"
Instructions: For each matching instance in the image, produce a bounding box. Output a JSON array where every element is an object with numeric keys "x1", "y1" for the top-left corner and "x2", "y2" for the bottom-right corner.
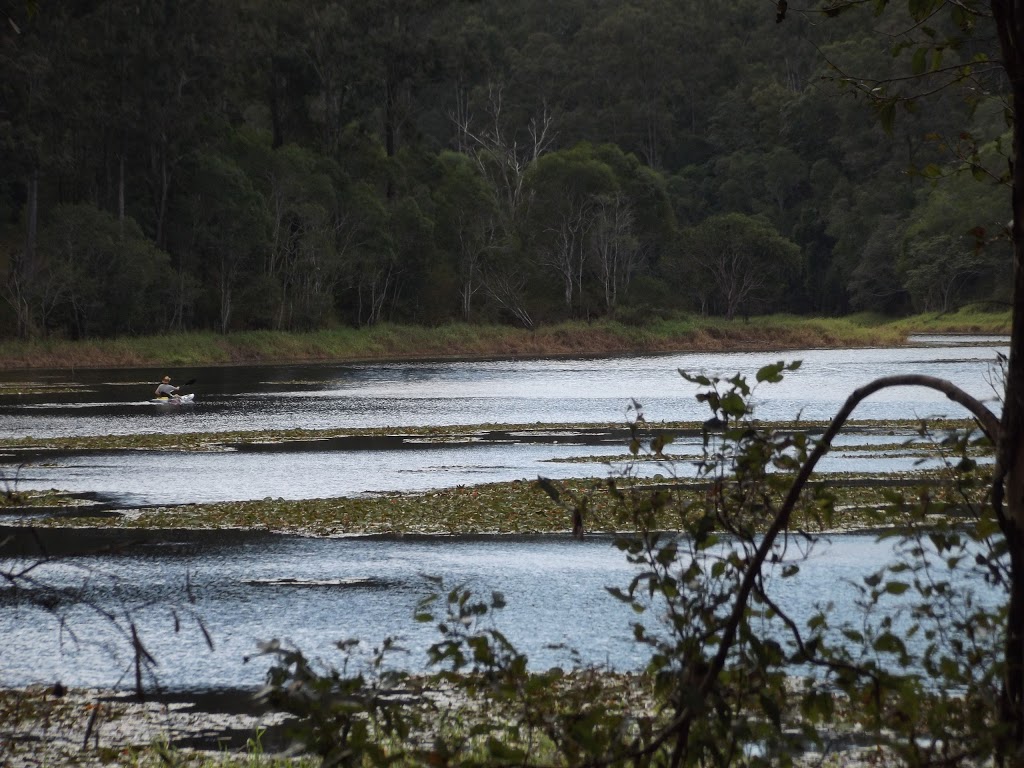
[{"x1": 0, "y1": 309, "x2": 1010, "y2": 370}]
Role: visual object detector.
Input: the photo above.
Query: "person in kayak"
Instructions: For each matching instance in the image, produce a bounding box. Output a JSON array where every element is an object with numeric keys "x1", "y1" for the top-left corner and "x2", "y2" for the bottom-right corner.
[{"x1": 154, "y1": 375, "x2": 180, "y2": 399}]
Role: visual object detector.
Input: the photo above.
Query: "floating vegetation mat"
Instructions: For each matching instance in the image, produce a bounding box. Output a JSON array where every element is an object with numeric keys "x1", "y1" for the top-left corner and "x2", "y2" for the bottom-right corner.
[
  {"x1": 0, "y1": 417, "x2": 989, "y2": 535},
  {"x1": 0, "y1": 418, "x2": 979, "y2": 453},
  {"x1": 8, "y1": 468, "x2": 988, "y2": 537}
]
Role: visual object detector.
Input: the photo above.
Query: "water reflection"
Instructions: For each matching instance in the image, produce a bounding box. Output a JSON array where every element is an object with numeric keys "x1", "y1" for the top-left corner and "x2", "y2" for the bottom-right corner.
[
  {"x1": 0, "y1": 340, "x2": 1006, "y2": 506},
  {"x1": 0, "y1": 530, "x2": 996, "y2": 692},
  {"x1": 3, "y1": 431, "x2": 981, "y2": 507},
  {"x1": 0, "y1": 341, "x2": 1007, "y2": 694},
  {"x1": 0, "y1": 340, "x2": 1008, "y2": 439}
]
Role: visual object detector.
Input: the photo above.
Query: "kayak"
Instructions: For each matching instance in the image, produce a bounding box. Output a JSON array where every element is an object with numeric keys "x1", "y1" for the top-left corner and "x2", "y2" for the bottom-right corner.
[{"x1": 148, "y1": 393, "x2": 195, "y2": 405}]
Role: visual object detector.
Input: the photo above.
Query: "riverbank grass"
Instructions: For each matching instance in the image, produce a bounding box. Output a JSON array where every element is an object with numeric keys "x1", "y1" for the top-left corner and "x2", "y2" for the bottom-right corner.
[{"x1": 0, "y1": 311, "x2": 1008, "y2": 370}]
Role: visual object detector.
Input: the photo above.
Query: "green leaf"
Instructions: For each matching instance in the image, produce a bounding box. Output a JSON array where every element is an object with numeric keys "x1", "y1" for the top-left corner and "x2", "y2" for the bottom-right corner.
[
  {"x1": 679, "y1": 370, "x2": 711, "y2": 386},
  {"x1": 651, "y1": 433, "x2": 674, "y2": 454},
  {"x1": 756, "y1": 361, "x2": 785, "y2": 383},
  {"x1": 760, "y1": 693, "x2": 782, "y2": 728},
  {"x1": 537, "y1": 477, "x2": 561, "y2": 502},
  {"x1": 908, "y1": 0, "x2": 940, "y2": 21},
  {"x1": 873, "y1": 631, "x2": 908, "y2": 656},
  {"x1": 885, "y1": 581, "x2": 910, "y2": 595},
  {"x1": 951, "y1": 4, "x2": 973, "y2": 30},
  {"x1": 487, "y1": 738, "x2": 527, "y2": 762},
  {"x1": 911, "y1": 47, "x2": 928, "y2": 75},
  {"x1": 877, "y1": 100, "x2": 897, "y2": 135},
  {"x1": 605, "y1": 586, "x2": 634, "y2": 603},
  {"x1": 721, "y1": 391, "x2": 747, "y2": 417},
  {"x1": 843, "y1": 629, "x2": 864, "y2": 643}
]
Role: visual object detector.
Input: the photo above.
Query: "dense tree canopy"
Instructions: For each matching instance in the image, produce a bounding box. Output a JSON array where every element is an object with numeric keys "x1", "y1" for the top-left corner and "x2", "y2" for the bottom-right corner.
[{"x1": 0, "y1": 0, "x2": 1010, "y2": 337}]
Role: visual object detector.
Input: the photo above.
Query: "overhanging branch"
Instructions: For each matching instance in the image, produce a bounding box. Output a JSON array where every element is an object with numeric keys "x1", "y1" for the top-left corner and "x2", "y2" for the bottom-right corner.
[{"x1": 664, "y1": 373, "x2": 1000, "y2": 756}]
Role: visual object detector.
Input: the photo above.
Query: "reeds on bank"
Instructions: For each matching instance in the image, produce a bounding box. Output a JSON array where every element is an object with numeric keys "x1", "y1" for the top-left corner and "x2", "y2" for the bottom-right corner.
[{"x1": 0, "y1": 309, "x2": 1008, "y2": 370}]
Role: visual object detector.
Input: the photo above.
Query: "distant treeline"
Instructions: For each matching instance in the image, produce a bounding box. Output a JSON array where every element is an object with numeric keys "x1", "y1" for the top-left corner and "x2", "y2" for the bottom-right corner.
[{"x1": 0, "y1": 0, "x2": 1012, "y2": 339}]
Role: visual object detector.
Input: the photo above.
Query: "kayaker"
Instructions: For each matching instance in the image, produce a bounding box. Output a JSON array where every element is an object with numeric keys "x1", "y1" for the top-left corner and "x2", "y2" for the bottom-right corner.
[{"x1": 154, "y1": 375, "x2": 180, "y2": 399}]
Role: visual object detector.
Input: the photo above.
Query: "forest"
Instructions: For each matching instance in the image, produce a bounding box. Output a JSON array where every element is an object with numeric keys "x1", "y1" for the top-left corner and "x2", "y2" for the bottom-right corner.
[{"x1": 0, "y1": 0, "x2": 1013, "y2": 339}]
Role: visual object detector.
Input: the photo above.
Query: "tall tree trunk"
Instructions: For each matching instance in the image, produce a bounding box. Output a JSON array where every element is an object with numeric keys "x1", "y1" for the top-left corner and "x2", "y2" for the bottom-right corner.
[
  {"x1": 26, "y1": 166, "x2": 38, "y2": 269},
  {"x1": 270, "y1": 77, "x2": 284, "y2": 150},
  {"x1": 993, "y1": 0, "x2": 1024, "y2": 750},
  {"x1": 156, "y1": 151, "x2": 170, "y2": 250},
  {"x1": 13, "y1": 166, "x2": 41, "y2": 339},
  {"x1": 384, "y1": 76, "x2": 397, "y2": 200},
  {"x1": 118, "y1": 154, "x2": 125, "y2": 231}
]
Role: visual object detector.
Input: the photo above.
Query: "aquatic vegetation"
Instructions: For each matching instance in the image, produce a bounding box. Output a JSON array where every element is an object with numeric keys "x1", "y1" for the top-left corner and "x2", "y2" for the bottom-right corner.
[
  {"x1": 14, "y1": 465, "x2": 983, "y2": 537},
  {"x1": 0, "y1": 417, "x2": 976, "y2": 454},
  {"x1": 0, "y1": 415, "x2": 985, "y2": 535}
]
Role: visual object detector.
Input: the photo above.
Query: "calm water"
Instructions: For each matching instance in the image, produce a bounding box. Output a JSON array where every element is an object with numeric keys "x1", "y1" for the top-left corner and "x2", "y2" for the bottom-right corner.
[
  {"x1": 0, "y1": 336, "x2": 1008, "y2": 438},
  {"x1": 0, "y1": 337, "x2": 1009, "y2": 506},
  {"x1": 0, "y1": 337, "x2": 1008, "y2": 692},
  {"x1": 0, "y1": 433, "x2": 973, "y2": 507},
  {"x1": 0, "y1": 529, "x2": 993, "y2": 692}
]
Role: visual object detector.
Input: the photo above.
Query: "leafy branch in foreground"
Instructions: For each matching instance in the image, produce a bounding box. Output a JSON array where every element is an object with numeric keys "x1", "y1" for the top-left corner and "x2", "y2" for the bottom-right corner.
[
  {"x1": 259, "y1": 358, "x2": 1009, "y2": 766},
  {"x1": 547, "y1": 362, "x2": 1006, "y2": 766},
  {"x1": 641, "y1": 365, "x2": 1005, "y2": 766}
]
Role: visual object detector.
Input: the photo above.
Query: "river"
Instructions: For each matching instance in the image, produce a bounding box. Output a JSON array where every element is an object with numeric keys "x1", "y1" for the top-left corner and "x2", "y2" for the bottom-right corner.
[
  {"x1": 0, "y1": 528, "x2": 994, "y2": 692},
  {"x1": 0, "y1": 336, "x2": 1009, "y2": 692},
  {"x1": 0, "y1": 335, "x2": 1010, "y2": 506}
]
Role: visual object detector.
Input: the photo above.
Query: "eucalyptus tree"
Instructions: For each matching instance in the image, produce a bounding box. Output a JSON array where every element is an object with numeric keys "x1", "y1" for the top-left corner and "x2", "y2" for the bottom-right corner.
[
  {"x1": 453, "y1": 87, "x2": 555, "y2": 328},
  {"x1": 432, "y1": 151, "x2": 497, "y2": 321},
  {"x1": 342, "y1": 0, "x2": 483, "y2": 178},
  {"x1": 901, "y1": 233, "x2": 994, "y2": 311},
  {"x1": 846, "y1": 214, "x2": 911, "y2": 313},
  {"x1": 432, "y1": 3, "x2": 506, "y2": 153},
  {"x1": 333, "y1": 192, "x2": 392, "y2": 328},
  {"x1": 1, "y1": 1, "x2": 234, "y2": 335},
  {"x1": 488, "y1": 0, "x2": 583, "y2": 136},
  {"x1": 762, "y1": 146, "x2": 807, "y2": 222},
  {"x1": 525, "y1": 145, "x2": 618, "y2": 318},
  {"x1": 899, "y1": 170, "x2": 1010, "y2": 312},
  {"x1": 321, "y1": 139, "x2": 442, "y2": 327},
  {"x1": 678, "y1": 212, "x2": 802, "y2": 319},
  {"x1": 570, "y1": 0, "x2": 687, "y2": 170},
  {"x1": 589, "y1": 193, "x2": 640, "y2": 314},
  {"x1": 0, "y1": 3, "x2": 62, "y2": 337},
  {"x1": 230, "y1": 138, "x2": 345, "y2": 330},
  {"x1": 230, "y1": 0, "x2": 331, "y2": 152},
  {"x1": 113, "y1": 1, "x2": 233, "y2": 250},
  {"x1": 37, "y1": 204, "x2": 173, "y2": 338},
  {"x1": 266, "y1": 148, "x2": 343, "y2": 331},
  {"x1": 171, "y1": 152, "x2": 270, "y2": 334},
  {"x1": 586, "y1": 143, "x2": 675, "y2": 314}
]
